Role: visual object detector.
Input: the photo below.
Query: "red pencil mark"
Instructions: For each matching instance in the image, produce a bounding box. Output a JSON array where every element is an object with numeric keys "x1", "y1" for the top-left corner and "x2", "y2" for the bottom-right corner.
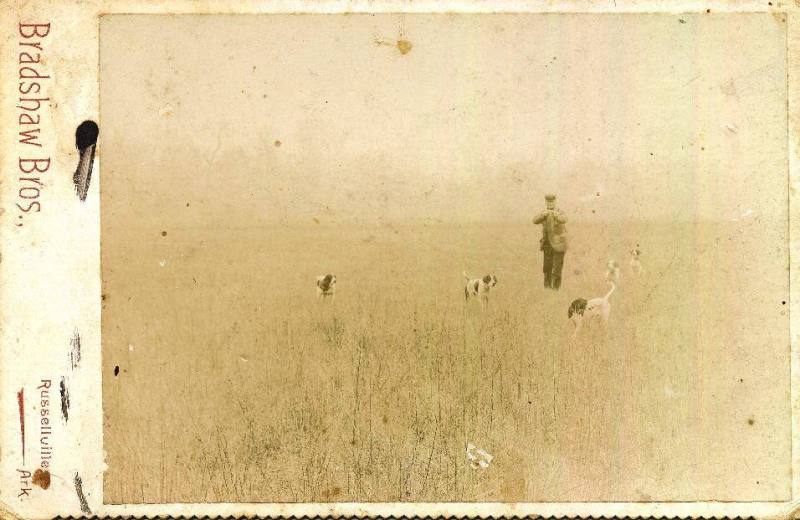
[{"x1": 17, "y1": 388, "x2": 25, "y2": 465}]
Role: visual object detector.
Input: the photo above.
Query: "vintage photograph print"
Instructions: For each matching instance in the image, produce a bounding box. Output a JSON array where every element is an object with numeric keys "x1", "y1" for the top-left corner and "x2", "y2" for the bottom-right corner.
[{"x1": 99, "y1": 13, "x2": 789, "y2": 504}]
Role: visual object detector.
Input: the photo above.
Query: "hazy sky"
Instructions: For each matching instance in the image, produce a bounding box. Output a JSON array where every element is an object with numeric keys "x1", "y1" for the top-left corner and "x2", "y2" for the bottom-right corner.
[{"x1": 101, "y1": 13, "x2": 788, "y2": 227}]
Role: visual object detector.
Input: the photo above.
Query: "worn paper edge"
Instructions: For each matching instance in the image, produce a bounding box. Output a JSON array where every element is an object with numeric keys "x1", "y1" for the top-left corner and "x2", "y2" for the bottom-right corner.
[{"x1": 0, "y1": 0, "x2": 798, "y2": 518}]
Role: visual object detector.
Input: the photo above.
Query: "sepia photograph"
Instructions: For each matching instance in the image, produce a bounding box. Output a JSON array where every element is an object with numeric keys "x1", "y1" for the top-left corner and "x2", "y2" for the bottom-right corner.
[{"x1": 96, "y1": 12, "x2": 791, "y2": 505}]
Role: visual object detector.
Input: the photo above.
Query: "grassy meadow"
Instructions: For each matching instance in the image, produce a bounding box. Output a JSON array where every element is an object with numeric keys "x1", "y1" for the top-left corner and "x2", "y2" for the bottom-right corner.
[{"x1": 101, "y1": 220, "x2": 789, "y2": 503}]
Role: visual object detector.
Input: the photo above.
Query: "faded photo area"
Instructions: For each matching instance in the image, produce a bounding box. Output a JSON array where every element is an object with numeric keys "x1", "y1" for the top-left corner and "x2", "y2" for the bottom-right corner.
[{"x1": 100, "y1": 14, "x2": 789, "y2": 503}]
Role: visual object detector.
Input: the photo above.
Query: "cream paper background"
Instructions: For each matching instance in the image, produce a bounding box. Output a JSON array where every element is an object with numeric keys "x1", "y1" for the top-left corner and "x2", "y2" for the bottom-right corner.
[{"x1": 1, "y1": 0, "x2": 799, "y2": 518}]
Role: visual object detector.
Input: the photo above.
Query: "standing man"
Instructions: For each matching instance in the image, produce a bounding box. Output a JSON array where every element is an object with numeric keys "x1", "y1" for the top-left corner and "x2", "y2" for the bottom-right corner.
[{"x1": 533, "y1": 194, "x2": 568, "y2": 290}]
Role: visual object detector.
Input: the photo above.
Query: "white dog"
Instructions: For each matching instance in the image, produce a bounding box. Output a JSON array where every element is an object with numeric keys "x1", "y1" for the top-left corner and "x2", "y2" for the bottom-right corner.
[
  {"x1": 605, "y1": 259, "x2": 621, "y2": 287},
  {"x1": 463, "y1": 271, "x2": 498, "y2": 305},
  {"x1": 568, "y1": 281, "x2": 616, "y2": 336},
  {"x1": 316, "y1": 274, "x2": 336, "y2": 299},
  {"x1": 630, "y1": 244, "x2": 643, "y2": 275}
]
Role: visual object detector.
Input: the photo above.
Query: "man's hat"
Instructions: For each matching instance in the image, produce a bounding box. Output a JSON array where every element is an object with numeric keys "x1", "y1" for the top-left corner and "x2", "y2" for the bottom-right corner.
[{"x1": 544, "y1": 194, "x2": 556, "y2": 201}]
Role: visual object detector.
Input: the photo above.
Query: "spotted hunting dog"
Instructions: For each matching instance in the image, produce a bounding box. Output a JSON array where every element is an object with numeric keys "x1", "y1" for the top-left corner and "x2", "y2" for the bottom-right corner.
[
  {"x1": 463, "y1": 271, "x2": 498, "y2": 306},
  {"x1": 568, "y1": 281, "x2": 616, "y2": 337},
  {"x1": 316, "y1": 274, "x2": 337, "y2": 300}
]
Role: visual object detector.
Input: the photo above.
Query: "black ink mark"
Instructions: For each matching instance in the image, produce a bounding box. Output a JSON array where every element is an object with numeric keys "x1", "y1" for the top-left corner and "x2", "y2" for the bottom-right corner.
[
  {"x1": 59, "y1": 377, "x2": 70, "y2": 422},
  {"x1": 74, "y1": 473, "x2": 91, "y2": 514},
  {"x1": 17, "y1": 389, "x2": 25, "y2": 465},
  {"x1": 73, "y1": 120, "x2": 99, "y2": 202},
  {"x1": 113, "y1": 365, "x2": 119, "y2": 377},
  {"x1": 69, "y1": 330, "x2": 81, "y2": 370}
]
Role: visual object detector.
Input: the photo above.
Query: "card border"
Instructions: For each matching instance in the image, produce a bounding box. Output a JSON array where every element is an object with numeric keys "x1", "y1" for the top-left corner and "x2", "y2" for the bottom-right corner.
[{"x1": 0, "y1": 1, "x2": 798, "y2": 518}]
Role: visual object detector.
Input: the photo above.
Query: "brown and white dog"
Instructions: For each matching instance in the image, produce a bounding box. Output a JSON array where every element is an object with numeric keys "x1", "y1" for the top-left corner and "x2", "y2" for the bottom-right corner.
[
  {"x1": 316, "y1": 274, "x2": 337, "y2": 299},
  {"x1": 568, "y1": 281, "x2": 615, "y2": 336},
  {"x1": 463, "y1": 271, "x2": 498, "y2": 305}
]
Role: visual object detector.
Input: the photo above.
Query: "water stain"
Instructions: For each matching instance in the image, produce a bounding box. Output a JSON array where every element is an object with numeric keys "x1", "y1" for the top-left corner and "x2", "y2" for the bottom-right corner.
[
  {"x1": 32, "y1": 469, "x2": 50, "y2": 489},
  {"x1": 720, "y1": 78, "x2": 737, "y2": 97},
  {"x1": 321, "y1": 486, "x2": 342, "y2": 500},
  {"x1": 375, "y1": 37, "x2": 413, "y2": 56},
  {"x1": 397, "y1": 39, "x2": 413, "y2": 55}
]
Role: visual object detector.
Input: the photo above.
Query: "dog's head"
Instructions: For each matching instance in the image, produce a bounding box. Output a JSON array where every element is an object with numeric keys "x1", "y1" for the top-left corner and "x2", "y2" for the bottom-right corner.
[
  {"x1": 483, "y1": 274, "x2": 497, "y2": 287},
  {"x1": 568, "y1": 298, "x2": 587, "y2": 318},
  {"x1": 607, "y1": 260, "x2": 618, "y2": 270}
]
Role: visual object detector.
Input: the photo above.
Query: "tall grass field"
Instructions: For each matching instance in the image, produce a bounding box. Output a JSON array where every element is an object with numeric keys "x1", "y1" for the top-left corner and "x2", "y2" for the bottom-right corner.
[{"x1": 102, "y1": 220, "x2": 789, "y2": 503}]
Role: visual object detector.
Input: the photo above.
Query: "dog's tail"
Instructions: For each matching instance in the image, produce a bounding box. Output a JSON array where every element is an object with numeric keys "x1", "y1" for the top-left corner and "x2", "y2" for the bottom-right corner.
[
  {"x1": 604, "y1": 281, "x2": 616, "y2": 300},
  {"x1": 462, "y1": 270, "x2": 471, "y2": 280}
]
